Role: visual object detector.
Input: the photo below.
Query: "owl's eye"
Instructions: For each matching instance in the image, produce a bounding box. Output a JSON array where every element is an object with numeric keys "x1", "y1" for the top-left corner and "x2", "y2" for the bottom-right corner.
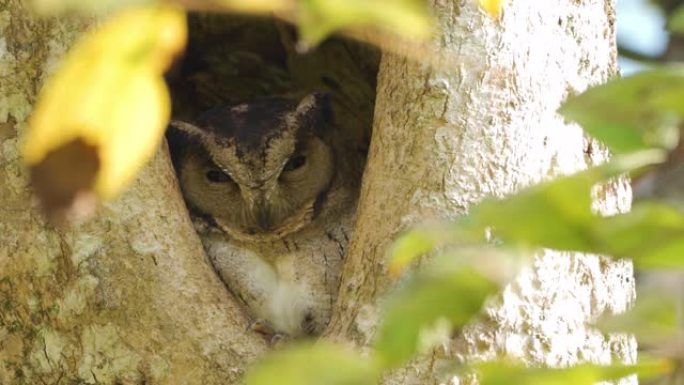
[
  {"x1": 283, "y1": 155, "x2": 306, "y2": 172},
  {"x1": 206, "y1": 169, "x2": 232, "y2": 183}
]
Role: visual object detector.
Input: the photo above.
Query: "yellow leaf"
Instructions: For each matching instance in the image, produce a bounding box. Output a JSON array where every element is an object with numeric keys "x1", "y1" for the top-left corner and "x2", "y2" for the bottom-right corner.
[
  {"x1": 478, "y1": 0, "x2": 503, "y2": 19},
  {"x1": 30, "y1": 0, "x2": 155, "y2": 16},
  {"x1": 23, "y1": 6, "x2": 186, "y2": 221}
]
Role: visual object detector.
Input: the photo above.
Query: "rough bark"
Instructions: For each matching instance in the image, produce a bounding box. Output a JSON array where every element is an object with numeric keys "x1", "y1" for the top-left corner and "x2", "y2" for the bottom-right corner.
[
  {"x1": 326, "y1": 1, "x2": 635, "y2": 384},
  {"x1": 0, "y1": 3, "x2": 267, "y2": 384}
]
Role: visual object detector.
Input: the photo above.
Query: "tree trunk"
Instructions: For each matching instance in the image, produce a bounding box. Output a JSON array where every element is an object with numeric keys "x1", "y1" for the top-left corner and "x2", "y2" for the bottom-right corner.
[
  {"x1": 0, "y1": 3, "x2": 267, "y2": 384},
  {"x1": 0, "y1": 1, "x2": 634, "y2": 385},
  {"x1": 326, "y1": 1, "x2": 634, "y2": 384}
]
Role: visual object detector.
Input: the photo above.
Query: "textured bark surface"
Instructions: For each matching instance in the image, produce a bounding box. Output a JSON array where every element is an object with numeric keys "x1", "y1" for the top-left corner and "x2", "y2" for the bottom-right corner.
[
  {"x1": 0, "y1": 3, "x2": 267, "y2": 384},
  {"x1": 326, "y1": 1, "x2": 635, "y2": 384}
]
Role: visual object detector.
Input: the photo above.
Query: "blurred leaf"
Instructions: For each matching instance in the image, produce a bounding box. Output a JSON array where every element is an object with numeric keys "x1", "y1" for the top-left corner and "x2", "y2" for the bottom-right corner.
[
  {"x1": 479, "y1": 0, "x2": 503, "y2": 19},
  {"x1": 375, "y1": 256, "x2": 499, "y2": 368},
  {"x1": 600, "y1": 273, "x2": 683, "y2": 354},
  {"x1": 600, "y1": 290, "x2": 679, "y2": 343},
  {"x1": 23, "y1": 6, "x2": 186, "y2": 223},
  {"x1": 388, "y1": 224, "x2": 467, "y2": 277},
  {"x1": 30, "y1": 0, "x2": 156, "y2": 15},
  {"x1": 463, "y1": 150, "x2": 684, "y2": 268},
  {"x1": 472, "y1": 195, "x2": 684, "y2": 269},
  {"x1": 244, "y1": 342, "x2": 379, "y2": 385},
  {"x1": 560, "y1": 68, "x2": 684, "y2": 154},
  {"x1": 391, "y1": 151, "x2": 665, "y2": 270},
  {"x1": 670, "y1": 5, "x2": 684, "y2": 35},
  {"x1": 469, "y1": 169, "x2": 597, "y2": 251},
  {"x1": 211, "y1": 0, "x2": 291, "y2": 13},
  {"x1": 297, "y1": 0, "x2": 432, "y2": 48},
  {"x1": 593, "y1": 203, "x2": 684, "y2": 268},
  {"x1": 388, "y1": 230, "x2": 436, "y2": 277},
  {"x1": 474, "y1": 358, "x2": 672, "y2": 385}
]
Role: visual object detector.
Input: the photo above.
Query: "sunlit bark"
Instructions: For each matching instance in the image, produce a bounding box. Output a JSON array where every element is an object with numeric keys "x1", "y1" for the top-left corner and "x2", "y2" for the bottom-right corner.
[{"x1": 326, "y1": 1, "x2": 634, "y2": 384}]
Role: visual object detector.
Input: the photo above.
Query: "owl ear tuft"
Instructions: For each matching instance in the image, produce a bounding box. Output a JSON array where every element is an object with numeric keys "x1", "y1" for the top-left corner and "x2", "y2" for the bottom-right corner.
[
  {"x1": 166, "y1": 120, "x2": 212, "y2": 169},
  {"x1": 167, "y1": 120, "x2": 216, "y2": 149},
  {"x1": 168, "y1": 120, "x2": 206, "y2": 139},
  {"x1": 293, "y1": 92, "x2": 333, "y2": 135}
]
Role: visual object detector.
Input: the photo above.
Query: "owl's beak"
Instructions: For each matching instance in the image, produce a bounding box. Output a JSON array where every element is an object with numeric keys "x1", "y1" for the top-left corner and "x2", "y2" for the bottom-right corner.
[
  {"x1": 256, "y1": 208, "x2": 272, "y2": 231},
  {"x1": 244, "y1": 192, "x2": 272, "y2": 231},
  {"x1": 240, "y1": 185, "x2": 274, "y2": 231}
]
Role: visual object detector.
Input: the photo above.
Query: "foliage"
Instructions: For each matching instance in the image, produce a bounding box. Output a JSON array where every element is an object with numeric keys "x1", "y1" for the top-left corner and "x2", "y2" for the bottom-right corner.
[
  {"x1": 23, "y1": 6, "x2": 186, "y2": 222},
  {"x1": 244, "y1": 342, "x2": 380, "y2": 385},
  {"x1": 669, "y1": 4, "x2": 684, "y2": 34},
  {"x1": 473, "y1": 359, "x2": 672, "y2": 385},
  {"x1": 374, "y1": 256, "x2": 499, "y2": 367},
  {"x1": 560, "y1": 70, "x2": 683, "y2": 154}
]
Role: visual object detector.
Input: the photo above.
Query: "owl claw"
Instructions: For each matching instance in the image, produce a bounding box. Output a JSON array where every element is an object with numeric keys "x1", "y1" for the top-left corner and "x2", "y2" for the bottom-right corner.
[
  {"x1": 247, "y1": 318, "x2": 274, "y2": 335},
  {"x1": 248, "y1": 318, "x2": 289, "y2": 347},
  {"x1": 269, "y1": 332, "x2": 289, "y2": 347}
]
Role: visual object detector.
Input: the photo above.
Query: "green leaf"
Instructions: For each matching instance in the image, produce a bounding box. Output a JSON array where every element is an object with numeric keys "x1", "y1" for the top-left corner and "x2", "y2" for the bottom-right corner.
[
  {"x1": 375, "y1": 256, "x2": 499, "y2": 368},
  {"x1": 593, "y1": 203, "x2": 684, "y2": 268},
  {"x1": 474, "y1": 359, "x2": 672, "y2": 385},
  {"x1": 670, "y1": 5, "x2": 684, "y2": 35},
  {"x1": 471, "y1": 197, "x2": 684, "y2": 269},
  {"x1": 388, "y1": 229, "x2": 438, "y2": 277},
  {"x1": 297, "y1": 0, "x2": 432, "y2": 48},
  {"x1": 560, "y1": 68, "x2": 684, "y2": 153},
  {"x1": 461, "y1": 150, "x2": 684, "y2": 268},
  {"x1": 468, "y1": 169, "x2": 597, "y2": 251},
  {"x1": 390, "y1": 151, "x2": 668, "y2": 272},
  {"x1": 599, "y1": 276, "x2": 682, "y2": 346},
  {"x1": 388, "y1": 224, "x2": 473, "y2": 277},
  {"x1": 244, "y1": 342, "x2": 379, "y2": 385}
]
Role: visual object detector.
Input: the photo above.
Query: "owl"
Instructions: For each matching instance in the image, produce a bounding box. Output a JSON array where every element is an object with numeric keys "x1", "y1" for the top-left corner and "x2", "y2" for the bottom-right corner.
[{"x1": 167, "y1": 93, "x2": 360, "y2": 338}]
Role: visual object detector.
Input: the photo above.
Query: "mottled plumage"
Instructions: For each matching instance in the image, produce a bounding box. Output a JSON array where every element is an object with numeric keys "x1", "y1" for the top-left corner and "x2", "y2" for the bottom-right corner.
[{"x1": 167, "y1": 94, "x2": 359, "y2": 337}]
